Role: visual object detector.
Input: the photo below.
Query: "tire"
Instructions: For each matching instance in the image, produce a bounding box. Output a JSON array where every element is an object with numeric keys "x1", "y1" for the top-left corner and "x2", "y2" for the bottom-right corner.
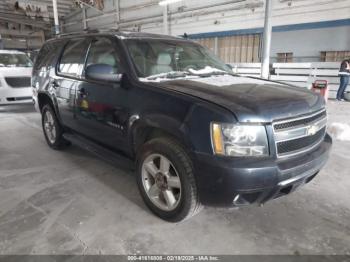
[
  {"x1": 136, "y1": 137, "x2": 202, "y2": 222},
  {"x1": 41, "y1": 104, "x2": 68, "y2": 150}
]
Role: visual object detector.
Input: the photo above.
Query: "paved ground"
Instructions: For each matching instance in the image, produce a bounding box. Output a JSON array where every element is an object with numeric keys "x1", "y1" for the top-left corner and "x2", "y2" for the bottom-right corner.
[{"x1": 0, "y1": 101, "x2": 349, "y2": 255}]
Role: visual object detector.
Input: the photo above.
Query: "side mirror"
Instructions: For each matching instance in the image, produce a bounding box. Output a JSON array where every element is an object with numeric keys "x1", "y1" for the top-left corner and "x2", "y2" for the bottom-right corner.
[{"x1": 85, "y1": 64, "x2": 122, "y2": 82}]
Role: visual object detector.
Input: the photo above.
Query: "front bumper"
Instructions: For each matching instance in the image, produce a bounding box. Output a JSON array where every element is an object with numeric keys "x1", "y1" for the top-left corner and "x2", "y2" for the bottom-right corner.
[
  {"x1": 0, "y1": 87, "x2": 32, "y2": 105},
  {"x1": 193, "y1": 133, "x2": 332, "y2": 207}
]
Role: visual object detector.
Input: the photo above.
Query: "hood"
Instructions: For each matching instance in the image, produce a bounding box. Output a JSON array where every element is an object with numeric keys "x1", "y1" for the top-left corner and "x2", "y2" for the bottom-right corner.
[
  {"x1": 147, "y1": 75, "x2": 325, "y2": 123},
  {"x1": 0, "y1": 67, "x2": 32, "y2": 78}
]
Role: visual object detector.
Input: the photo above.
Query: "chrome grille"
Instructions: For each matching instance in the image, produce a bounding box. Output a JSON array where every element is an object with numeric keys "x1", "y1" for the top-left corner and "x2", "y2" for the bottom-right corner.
[
  {"x1": 274, "y1": 110, "x2": 327, "y2": 131},
  {"x1": 277, "y1": 127, "x2": 326, "y2": 154},
  {"x1": 5, "y1": 77, "x2": 31, "y2": 88},
  {"x1": 273, "y1": 109, "x2": 327, "y2": 157}
]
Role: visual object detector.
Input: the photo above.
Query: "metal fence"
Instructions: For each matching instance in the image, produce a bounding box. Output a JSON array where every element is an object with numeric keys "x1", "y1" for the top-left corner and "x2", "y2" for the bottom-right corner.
[{"x1": 229, "y1": 62, "x2": 347, "y2": 99}]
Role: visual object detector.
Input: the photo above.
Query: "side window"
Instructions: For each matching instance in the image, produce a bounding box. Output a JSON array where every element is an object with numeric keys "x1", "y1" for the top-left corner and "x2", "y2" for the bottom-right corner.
[
  {"x1": 34, "y1": 41, "x2": 63, "y2": 72},
  {"x1": 85, "y1": 37, "x2": 121, "y2": 74},
  {"x1": 59, "y1": 39, "x2": 90, "y2": 77},
  {"x1": 34, "y1": 46, "x2": 48, "y2": 71}
]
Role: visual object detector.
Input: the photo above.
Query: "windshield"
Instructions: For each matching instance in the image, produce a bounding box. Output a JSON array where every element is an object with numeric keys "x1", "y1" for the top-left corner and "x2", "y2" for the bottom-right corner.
[
  {"x1": 0, "y1": 53, "x2": 33, "y2": 67},
  {"x1": 126, "y1": 39, "x2": 232, "y2": 80}
]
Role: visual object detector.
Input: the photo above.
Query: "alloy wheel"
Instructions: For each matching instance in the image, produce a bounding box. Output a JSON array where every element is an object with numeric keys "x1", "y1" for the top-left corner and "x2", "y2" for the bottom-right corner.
[
  {"x1": 44, "y1": 110, "x2": 56, "y2": 144},
  {"x1": 141, "y1": 153, "x2": 182, "y2": 211}
]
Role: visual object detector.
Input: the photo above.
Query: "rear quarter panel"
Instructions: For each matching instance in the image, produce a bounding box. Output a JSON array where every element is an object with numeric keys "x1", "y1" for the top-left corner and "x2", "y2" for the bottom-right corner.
[{"x1": 32, "y1": 39, "x2": 66, "y2": 113}]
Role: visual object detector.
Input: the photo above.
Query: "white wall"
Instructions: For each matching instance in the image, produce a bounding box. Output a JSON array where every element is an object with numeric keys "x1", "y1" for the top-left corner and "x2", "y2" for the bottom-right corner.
[{"x1": 271, "y1": 26, "x2": 350, "y2": 62}]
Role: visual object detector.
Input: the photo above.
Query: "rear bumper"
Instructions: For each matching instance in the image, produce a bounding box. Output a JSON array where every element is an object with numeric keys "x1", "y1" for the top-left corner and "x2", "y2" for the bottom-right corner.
[
  {"x1": 0, "y1": 87, "x2": 33, "y2": 105},
  {"x1": 193, "y1": 133, "x2": 332, "y2": 207}
]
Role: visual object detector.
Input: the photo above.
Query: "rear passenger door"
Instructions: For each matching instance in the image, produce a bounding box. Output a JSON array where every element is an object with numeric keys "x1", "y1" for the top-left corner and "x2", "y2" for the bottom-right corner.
[
  {"x1": 74, "y1": 36, "x2": 130, "y2": 151},
  {"x1": 55, "y1": 38, "x2": 90, "y2": 129}
]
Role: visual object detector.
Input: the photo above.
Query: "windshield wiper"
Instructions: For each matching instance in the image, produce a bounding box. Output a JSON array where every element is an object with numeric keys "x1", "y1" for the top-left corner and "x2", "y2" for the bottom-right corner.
[
  {"x1": 187, "y1": 66, "x2": 229, "y2": 77},
  {"x1": 196, "y1": 71, "x2": 228, "y2": 77},
  {"x1": 145, "y1": 71, "x2": 189, "y2": 80},
  {"x1": 144, "y1": 67, "x2": 231, "y2": 81}
]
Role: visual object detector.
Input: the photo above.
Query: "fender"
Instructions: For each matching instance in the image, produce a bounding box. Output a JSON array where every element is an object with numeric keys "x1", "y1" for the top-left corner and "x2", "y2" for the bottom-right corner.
[{"x1": 128, "y1": 112, "x2": 195, "y2": 155}]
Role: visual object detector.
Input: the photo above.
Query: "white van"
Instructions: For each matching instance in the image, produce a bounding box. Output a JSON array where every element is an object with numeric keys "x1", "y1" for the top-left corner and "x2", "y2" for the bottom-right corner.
[{"x1": 0, "y1": 50, "x2": 33, "y2": 105}]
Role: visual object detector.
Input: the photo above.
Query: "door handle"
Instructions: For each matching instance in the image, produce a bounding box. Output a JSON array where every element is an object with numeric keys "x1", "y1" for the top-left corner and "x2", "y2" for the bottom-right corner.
[
  {"x1": 80, "y1": 87, "x2": 89, "y2": 98},
  {"x1": 51, "y1": 80, "x2": 59, "y2": 89}
]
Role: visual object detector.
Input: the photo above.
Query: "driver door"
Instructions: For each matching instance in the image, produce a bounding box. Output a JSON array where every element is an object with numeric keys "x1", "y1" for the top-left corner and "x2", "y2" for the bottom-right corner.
[{"x1": 74, "y1": 36, "x2": 129, "y2": 152}]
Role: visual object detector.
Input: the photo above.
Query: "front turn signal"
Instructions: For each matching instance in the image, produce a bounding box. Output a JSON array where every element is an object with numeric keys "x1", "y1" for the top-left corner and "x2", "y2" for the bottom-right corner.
[{"x1": 212, "y1": 123, "x2": 224, "y2": 155}]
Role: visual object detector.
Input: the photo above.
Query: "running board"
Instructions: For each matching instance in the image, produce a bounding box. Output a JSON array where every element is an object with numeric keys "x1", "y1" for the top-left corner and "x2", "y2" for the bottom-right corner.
[{"x1": 63, "y1": 133, "x2": 135, "y2": 171}]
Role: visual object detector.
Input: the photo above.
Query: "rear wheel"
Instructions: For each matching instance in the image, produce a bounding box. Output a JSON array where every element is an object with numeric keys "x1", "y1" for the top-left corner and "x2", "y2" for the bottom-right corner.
[
  {"x1": 41, "y1": 104, "x2": 68, "y2": 149},
  {"x1": 136, "y1": 137, "x2": 202, "y2": 222}
]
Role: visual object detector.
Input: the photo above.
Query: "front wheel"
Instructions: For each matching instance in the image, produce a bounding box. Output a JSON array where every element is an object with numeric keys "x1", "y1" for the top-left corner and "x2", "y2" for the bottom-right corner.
[{"x1": 136, "y1": 137, "x2": 202, "y2": 222}]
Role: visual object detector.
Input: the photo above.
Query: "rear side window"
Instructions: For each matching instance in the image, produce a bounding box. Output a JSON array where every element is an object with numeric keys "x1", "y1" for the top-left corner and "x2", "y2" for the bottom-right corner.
[
  {"x1": 59, "y1": 39, "x2": 90, "y2": 77},
  {"x1": 34, "y1": 40, "x2": 63, "y2": 72}
]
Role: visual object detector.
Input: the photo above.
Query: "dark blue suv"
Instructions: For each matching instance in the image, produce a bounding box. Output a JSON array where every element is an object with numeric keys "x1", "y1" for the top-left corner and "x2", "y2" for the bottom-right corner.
[{"x1": 32, "y1": 30, "x2": 332, "y2": 221}]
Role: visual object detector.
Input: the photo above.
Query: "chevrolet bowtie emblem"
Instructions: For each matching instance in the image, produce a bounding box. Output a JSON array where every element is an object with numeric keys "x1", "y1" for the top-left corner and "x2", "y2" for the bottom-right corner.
[{"x1": 306, "y1": 125, "x2": 318, "y2": 136}]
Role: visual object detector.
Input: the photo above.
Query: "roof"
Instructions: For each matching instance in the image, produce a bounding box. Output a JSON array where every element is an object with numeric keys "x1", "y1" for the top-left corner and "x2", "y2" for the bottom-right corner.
[{"x1": 56, "y1": 30, "x2": 184, "y2": 41}]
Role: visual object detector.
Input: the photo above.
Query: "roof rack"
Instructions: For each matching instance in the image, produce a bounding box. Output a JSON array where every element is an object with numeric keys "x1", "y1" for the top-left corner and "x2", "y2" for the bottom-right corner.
[{"x1": 56, "y1": 28, "x2": 120, "y2": 38}]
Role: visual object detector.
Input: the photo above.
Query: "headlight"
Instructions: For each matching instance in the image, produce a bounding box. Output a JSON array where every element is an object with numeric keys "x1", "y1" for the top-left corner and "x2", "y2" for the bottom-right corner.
[{"x1": 211, "y1": 123, "x2": 269, "y2": 157}]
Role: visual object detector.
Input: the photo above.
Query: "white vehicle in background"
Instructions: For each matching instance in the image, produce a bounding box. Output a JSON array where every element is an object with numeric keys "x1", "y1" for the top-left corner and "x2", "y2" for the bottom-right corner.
[{"x1": 0, "y1": 50, "x2": 33, "y2": 105}]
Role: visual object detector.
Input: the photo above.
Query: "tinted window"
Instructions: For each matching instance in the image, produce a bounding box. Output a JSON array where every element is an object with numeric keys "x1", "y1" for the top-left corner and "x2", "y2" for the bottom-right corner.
[
  {"x1": 59, "y1": 39, "x2": 90, "y2": 77},
  {"x1": 34, "y1": 40, "x2": 63, "y2": 71},
  {"x1": 0, "y1": 53, "x2": 32, "y2": 67},
  {"x1": 85, "y1": 37, "x2": 121, "y2": 74}
]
